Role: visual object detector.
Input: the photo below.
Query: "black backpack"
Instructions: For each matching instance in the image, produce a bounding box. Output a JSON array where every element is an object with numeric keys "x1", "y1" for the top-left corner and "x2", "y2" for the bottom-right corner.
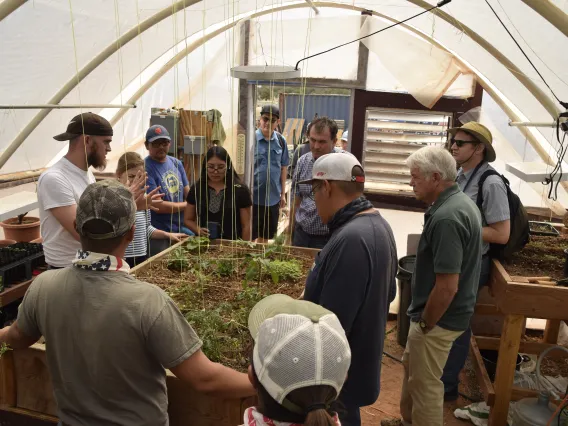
[{"x1": 476, "y1": 170, "x2": 530, "y2": 261}]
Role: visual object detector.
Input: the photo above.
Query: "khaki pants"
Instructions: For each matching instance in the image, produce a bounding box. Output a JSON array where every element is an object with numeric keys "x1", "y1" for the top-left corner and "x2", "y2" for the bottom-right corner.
[{"x1": 400, "y1": 322, "x2": 463, "y2": 426}]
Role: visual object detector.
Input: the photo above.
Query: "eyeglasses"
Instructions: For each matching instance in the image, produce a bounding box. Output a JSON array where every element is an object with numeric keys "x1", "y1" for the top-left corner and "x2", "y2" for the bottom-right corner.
[
  {"x1": 451, "y1": 138, "x2": 479, "y2": 148},
  {"x1": 308, "y1": 183, "x2": 323, "y2": 200},
  {"x1": 261, "y1": 116, "x2": 277, "y2": 124},
  {"x1": 207, "y1": 164, "x2": 226, "y2": 172},
  {"x1": 149, "y1": 140, "x2": 170, "y2": 148}
]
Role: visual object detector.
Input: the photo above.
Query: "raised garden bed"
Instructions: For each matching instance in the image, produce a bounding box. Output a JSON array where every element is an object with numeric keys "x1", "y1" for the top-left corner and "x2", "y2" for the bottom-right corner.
[
  {"x1": 132, "y1": 237, "x2": 317, "y2": 372},
  {"x1": 0, "y1": 239, "x2": 318, "y2": 426}
]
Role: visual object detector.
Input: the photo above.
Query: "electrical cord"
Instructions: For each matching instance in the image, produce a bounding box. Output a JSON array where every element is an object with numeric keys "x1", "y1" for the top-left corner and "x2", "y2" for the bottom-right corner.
[
  {"x1": 483, "y1": 0, "x2": 567, "y2": 109},
  {"x1": 294, "y1": 0, "x2": 452, "y2": 70},
  {"x1": 382, "y1": 350, "x2": 482, "y2": 403}
]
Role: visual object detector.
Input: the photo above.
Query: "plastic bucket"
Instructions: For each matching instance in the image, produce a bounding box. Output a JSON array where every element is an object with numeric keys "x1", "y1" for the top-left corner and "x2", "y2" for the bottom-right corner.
[
  {"x1": 480, "y1": 349, "x2": 523, "y2": 382},
  {"x1": 396, "y1": 255, "x2": 416, "y2": 347}
]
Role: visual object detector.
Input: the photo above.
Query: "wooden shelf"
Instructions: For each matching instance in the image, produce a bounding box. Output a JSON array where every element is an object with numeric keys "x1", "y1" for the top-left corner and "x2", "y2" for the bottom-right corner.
[{"x1": 0, "y1": 279, "x2": 33, "y2": 307}]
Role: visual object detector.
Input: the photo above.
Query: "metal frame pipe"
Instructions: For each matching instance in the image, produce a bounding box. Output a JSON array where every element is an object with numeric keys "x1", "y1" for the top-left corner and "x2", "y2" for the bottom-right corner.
[{"x1": 0, "y1": 104, "x2": 136, "y2": 110}]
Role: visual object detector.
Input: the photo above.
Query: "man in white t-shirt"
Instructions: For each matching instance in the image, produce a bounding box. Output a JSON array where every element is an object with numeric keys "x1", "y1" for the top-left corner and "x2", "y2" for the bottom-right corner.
[{"x1": 38, "y1": 113, "x2": 114, "y2": 268}]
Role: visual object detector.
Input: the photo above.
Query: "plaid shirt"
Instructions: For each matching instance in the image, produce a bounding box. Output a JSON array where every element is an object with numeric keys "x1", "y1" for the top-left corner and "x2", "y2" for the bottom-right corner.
[{"x1": 292, "y1": 148, "x2": 344, "y2": 235}]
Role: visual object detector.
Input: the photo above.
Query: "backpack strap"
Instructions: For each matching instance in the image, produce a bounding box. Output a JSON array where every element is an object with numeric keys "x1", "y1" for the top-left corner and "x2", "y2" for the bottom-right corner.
[{"x1": 476, "y1": 170, "x2": 510, "y2": 208}]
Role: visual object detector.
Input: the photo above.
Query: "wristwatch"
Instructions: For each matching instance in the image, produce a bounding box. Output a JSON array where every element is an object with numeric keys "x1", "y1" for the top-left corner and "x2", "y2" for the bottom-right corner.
[{"x1": 418, "y1": 318, "x2": 430, "y2": 334}]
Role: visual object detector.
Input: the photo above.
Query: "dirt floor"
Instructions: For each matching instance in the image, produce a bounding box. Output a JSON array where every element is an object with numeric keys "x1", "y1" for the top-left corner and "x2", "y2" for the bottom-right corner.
[{"x1": 360, "y1": 320, "x2": 481, "y2": 426}]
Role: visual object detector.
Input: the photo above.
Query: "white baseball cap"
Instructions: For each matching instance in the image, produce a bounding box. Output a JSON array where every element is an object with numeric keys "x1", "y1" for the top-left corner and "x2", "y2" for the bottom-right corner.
[
  {"x1": 298, "y1": 152, "x2": 365, "y2": 185},
  {"x1": 248, "y1": 294, "x2": 351, "y2": 414},
  {"x1": 341, "y1": 130, "x2": 349, "y2": 141}
]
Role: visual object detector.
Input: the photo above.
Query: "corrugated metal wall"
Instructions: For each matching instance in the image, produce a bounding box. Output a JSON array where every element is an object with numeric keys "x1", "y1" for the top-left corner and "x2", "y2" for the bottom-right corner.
[{"x1": 279, "y1": 94, "x2": 351, "y2": 130}]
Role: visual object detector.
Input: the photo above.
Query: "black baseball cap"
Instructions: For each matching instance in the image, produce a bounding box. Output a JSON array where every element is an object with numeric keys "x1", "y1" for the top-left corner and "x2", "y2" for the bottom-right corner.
[
  {"x1": 260, "y1": 104, "x2": 280, "y2": 119},
  {"x1": 53, "y1": 112, "x2": 114, "y2": 141}
]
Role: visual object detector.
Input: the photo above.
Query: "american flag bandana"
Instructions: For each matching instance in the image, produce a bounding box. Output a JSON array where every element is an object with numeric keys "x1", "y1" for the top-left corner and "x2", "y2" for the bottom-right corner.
[{"x1": 72, "y1": 250, "x2": 130, "y2": 273}]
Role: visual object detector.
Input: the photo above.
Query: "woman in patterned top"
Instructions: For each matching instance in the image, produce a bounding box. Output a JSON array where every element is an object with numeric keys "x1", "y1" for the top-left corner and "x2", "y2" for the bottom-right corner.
[
  {"x1": 116, "y1": 152, "x2": 185, "y2": 267},
  {"x1": 185, "y1": 146, "x2": 252, "y2": 240}
]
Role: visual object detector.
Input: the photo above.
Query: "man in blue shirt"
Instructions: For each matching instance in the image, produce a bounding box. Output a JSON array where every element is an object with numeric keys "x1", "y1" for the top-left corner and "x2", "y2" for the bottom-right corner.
[
  {"x1": 144, "y1": 125, "x2": 192, "y2": 236},
  {"x1": 253, "y1": 105, "x2": 290, "y2": 242}
]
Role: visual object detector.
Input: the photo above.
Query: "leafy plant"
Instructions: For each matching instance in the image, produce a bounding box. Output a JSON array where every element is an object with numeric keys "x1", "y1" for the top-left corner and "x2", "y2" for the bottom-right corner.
[
  {"x1": 244, "y1": 254, "x2": 271, "y2": 284},
  {"x1": 268, "y1": 260, "x2": 302, "y2": 283},
  {"x1": 0, "y1": 342, "x2": 11, "y2": 358},
  {"x1": 233, "y1": 239, "x2": 257, "y2": 249},
  {"x1": 167, "y1": 248, "x2": 190, "y2": 272},
  {"x1": 185, "y1": 308, "x2": 239, "y2": 362},
  {"x1": 184, "y1": 236, "x2": 210, "y2": 252},
  {"x1": 216, "y1": 259, "x2": 235, "y2": 277}
]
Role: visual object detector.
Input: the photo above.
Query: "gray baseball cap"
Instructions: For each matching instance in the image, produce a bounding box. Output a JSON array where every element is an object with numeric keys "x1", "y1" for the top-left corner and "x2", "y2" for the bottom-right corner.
[{"x1": 76, "y1": 180, "x2": 136, "y2": 240}]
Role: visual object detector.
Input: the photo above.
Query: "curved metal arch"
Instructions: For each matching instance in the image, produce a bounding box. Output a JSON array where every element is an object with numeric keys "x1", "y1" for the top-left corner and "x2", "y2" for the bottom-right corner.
[
  {"x1": 0, "y1": 0, "x2": 200, "y2": 170},
  {"x1": 0, "y1": 0, "x2": 26, "y2": 23},
  {"x1": 0, "y1": 0, "x2": 562, "y2": 170},
  {"x1": 521, "y1": 0, "x2": 568, "y2": 38}
]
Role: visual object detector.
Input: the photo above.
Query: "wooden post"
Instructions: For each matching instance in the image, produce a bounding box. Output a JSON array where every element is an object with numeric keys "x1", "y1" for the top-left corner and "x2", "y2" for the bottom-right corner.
[
  {"x1": 488, "y1": 314, "x2": 524, "y2": 426},
  {"x1": 543, "y1": 319, "x2": 561, "y2": 344}
]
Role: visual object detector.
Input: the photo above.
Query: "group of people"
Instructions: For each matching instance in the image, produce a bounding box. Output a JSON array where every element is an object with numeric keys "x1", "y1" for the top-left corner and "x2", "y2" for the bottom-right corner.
[{"x1": 0, "y1": 104, "x2": 510, "y2": 426}]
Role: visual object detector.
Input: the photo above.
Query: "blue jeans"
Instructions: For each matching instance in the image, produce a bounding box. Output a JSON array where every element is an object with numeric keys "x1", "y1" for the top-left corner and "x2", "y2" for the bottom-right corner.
[{"x1": 441, "y1": 255, "x2": 492, "y2": 396}]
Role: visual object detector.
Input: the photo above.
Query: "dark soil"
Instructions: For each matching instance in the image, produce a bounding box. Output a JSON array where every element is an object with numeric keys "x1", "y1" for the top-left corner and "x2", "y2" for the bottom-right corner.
[
  {"x1": 134, "y1": 240, "x2": 314, "y2": 372},
  {"x1": 503, "y1": 235, "x2": 568, "y2": 281}
]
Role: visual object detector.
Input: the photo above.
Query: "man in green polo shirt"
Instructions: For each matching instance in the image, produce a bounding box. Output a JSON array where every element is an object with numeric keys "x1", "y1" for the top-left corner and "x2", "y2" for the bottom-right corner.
[{"x1": 399, "y1": 146, "x2": 482, "y2": 426}]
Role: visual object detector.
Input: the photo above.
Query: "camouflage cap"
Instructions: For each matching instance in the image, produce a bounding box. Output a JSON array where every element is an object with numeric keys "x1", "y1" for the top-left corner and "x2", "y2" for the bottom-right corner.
[{"x1": 76, "y1": 179, "x2": 136, "y2": 240}]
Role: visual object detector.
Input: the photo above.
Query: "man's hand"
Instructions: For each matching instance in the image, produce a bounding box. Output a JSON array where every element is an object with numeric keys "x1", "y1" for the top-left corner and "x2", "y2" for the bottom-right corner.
[
  {"x1": 135, "y1": 186, "x2": 164, "y2": 212},
  {"x1": 280, "y1": 194, "x2": 287, "y2": 209},
  {"x1": 197, "y1": 227, "x2": 210, "y2": 237}
]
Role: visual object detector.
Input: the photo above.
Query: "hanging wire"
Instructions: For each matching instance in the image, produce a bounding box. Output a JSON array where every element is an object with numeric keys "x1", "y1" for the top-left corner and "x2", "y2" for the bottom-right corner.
[
  {"x1": 294, "y1": 0, "x2": 452, "y2": 70},
  {"x1": 483, "y1": 0, "x2": 567, "y2": 109}
]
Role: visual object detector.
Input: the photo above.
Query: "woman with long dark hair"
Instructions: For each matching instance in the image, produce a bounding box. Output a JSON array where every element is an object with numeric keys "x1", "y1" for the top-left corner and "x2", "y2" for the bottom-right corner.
[{"x1": 184, "y1": 146, "x2": 252, "y2": 240}]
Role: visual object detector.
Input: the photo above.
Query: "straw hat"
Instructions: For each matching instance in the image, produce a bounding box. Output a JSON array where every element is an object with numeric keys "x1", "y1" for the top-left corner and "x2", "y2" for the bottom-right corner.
[{"x1": 448, "y1": 122, "x2": 495, "y2": 163}]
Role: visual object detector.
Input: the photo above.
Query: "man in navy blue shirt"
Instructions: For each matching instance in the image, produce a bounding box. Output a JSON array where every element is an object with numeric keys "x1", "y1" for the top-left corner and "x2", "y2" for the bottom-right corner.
[
  {"x1": 302, "y1": 153, "x2": 397, "y2": 426},
  {"x1": 144, "y1": 125, "x2": 193, "y2": 236},
  {"x1": 253, "y1": 105, "x2": 290, "y2": 243}
]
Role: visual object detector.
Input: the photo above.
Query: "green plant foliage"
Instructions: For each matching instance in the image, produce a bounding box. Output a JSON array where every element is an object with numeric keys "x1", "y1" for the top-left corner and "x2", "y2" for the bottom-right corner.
[
  {"x1": 216, "y1": 259, "x2": 235, "y2": 277},
  {"x1": 268, "y1": 260, "x2": 303, "y2": 283},
  {"x1": 167, "y1": 248, "x2": 190, "y2": 272},
  {"x1": 0, "y1": 342, "x2": 11, "y2": 358},
  {"x1": 184, "y1": 236, "x2": 210, "y2": 252}
]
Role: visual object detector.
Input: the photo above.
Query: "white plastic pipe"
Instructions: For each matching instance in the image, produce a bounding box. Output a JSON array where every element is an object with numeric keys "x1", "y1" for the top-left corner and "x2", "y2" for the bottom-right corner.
[
  {"x1": 509, "y1": 121, "x2": 564, "y2": 128},
  {"x1": 0, "y1": 104, "x2": 136, "y2": 110}
]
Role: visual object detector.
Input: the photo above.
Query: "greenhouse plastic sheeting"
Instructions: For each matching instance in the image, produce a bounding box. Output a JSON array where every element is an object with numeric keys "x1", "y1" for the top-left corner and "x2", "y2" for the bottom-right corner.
[{"x1": 0, "y1": 0, "x2": 566, "y2": 180}]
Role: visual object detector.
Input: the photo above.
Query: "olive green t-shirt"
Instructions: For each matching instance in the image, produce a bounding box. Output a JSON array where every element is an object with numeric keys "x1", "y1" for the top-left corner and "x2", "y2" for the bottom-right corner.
[
  {"x1": 407, "y1": 184, "x2": 482, "y2": 331},
  {"x1": 17, "y1": 266, "x2": 202, "y2": 426}
]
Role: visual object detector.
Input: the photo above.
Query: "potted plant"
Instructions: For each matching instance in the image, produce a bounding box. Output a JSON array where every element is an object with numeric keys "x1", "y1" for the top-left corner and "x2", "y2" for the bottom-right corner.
[{"x1": 0, "y1": 212, "x2": 40, "y2": 242}]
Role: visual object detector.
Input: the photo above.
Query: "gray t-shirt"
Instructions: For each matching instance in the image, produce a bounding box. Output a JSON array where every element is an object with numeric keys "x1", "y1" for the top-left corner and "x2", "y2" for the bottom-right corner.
[
  {"x1": 408, "y1": 184, "x2": 482, "y2": 331},
  {"x1": 17, "y1": 267, "x2": 202, "y2": 426},
  {"x1": 456, "y1": 162, "x2": 510, "y2": 255}
]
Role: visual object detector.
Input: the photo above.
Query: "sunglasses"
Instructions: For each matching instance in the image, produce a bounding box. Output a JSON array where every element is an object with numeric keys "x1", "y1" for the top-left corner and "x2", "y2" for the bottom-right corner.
[
  {"x1": 261, "y1": 116, "x2": 277, "y2": 124},
  {"x1": 451, "y1": 138, "x2": 479, "y2": 148},
  {"x1": 207, "y1": 164, "x2": 226, "y2": 172}
]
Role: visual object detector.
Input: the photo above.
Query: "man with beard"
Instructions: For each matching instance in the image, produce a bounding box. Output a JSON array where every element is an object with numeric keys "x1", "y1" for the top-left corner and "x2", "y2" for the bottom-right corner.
[{"x1": 38, "y1": 112, "x2": 114, "y2": 269}]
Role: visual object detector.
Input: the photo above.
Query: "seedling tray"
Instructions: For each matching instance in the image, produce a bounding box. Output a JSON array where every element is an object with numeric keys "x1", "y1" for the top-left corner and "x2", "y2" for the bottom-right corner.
[
  {"x1": 528, "y1": 221, "x2": 560, "y2": 237},
  {"x1": 0, "y1": 243, "x2": 45, "y2": 292}
]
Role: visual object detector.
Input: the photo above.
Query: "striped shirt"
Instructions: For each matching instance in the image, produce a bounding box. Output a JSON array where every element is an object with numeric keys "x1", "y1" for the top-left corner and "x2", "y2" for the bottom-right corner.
[
  {"x1": 292, "y1": 148, "x2": 345, "y2": 236},
  {"x1": 125, "y1": 210, "x2": 158, "y2": 258}
]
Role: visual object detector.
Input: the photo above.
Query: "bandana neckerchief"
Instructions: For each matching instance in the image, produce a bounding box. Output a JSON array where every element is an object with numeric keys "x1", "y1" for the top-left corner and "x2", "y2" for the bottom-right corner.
[
  {"x1": 72, "y1": 250, "x2": 130, "y2": 273},
  {"x1": 327, "y1": 196, "x2": 374, "y2": 234},
  {"x1": 243, "y1": 407, "x2": 341, "y2": 426}
]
